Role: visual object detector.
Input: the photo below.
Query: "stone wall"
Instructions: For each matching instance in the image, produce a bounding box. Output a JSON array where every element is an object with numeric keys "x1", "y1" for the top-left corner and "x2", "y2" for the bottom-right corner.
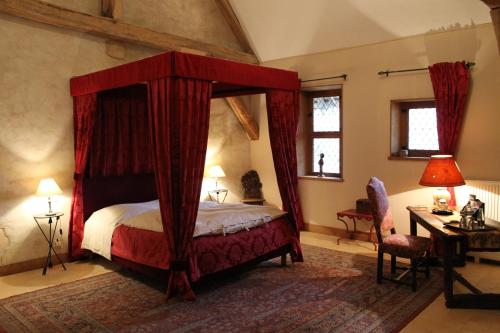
[{"x1": 0, "y1": 0, "x2": 250, "y2": 267}]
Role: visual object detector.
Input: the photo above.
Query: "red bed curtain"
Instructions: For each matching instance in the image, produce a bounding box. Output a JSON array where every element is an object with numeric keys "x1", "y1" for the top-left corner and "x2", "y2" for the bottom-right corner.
[
  {"x1": 69, "y1": 93, "x2": 97, "y2": 259},
  {"x1": 266, "y1": 90, "x2": 304, "y2": 261},
  {"x1": 429, "y1": 61, "x2": 470, "y2": 206},
  {"x1": 148, "y1": 77, "x2": 212, "y2": 300},
  {"x1": 89, "y1": 84, "x2": 153, "y2": 177}
]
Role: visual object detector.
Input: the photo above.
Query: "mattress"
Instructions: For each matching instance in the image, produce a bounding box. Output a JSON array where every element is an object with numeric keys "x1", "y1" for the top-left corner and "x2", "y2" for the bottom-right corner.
[{"x1": 82, "y1": 200, "x2": 286, "y2": 260}]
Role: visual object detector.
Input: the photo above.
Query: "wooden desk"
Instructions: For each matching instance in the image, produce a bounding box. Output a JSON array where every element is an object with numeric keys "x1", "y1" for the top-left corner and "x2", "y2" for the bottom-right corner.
[{"x1": 408, "y1": 207, "x2": 500, "y2": 309}]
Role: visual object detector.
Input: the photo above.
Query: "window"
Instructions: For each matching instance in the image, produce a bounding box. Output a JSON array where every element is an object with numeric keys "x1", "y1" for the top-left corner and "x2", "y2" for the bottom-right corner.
[
  {"x1": 305, "y1": 90, "x2": 342, "y2": 177},
  {"x1": 390, "y1": 100, "x2": 439, "y2": 158}
]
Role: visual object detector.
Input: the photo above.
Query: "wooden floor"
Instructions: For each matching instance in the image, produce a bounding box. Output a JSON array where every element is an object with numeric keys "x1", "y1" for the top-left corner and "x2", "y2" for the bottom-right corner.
[{"x1": 1, "y1": 231, "x2": 499, "y2": 332}]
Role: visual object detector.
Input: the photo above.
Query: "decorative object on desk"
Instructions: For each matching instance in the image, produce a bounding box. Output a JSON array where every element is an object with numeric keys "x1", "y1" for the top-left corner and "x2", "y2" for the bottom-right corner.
[
  {"x1": 459, "y1": 194, "x2": 486, "y2": 230},
  {"x1": 36, "y1": 178, "x2": 63, "y2": 216},
  {"x1": 241, "y1": 170, "x2": 263, "y2": 200},
  {"x1": 355, "y1": 198, "x2": 371, "y2": 214},
  {"x1": 318, "y1": 153, "x2": 325, "y2": 177},
  {"x1": 207, "y1": 165, "x2": 226, "y2": 188},
  {"x1": 419, "y1": 155, "x2": 465, "y2": 215},
  {"x1": 33, "y1": 213, "x2": 67, "y2": 275}
]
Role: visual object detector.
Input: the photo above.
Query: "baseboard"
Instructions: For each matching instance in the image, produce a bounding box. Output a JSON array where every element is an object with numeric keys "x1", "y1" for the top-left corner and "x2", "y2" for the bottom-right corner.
[
  {"x1": 303, "y1": 223, "x2": 374, "y2": 243},
  {"x1": 0, "y1": 253, "x2": 68, "y2": 276}
]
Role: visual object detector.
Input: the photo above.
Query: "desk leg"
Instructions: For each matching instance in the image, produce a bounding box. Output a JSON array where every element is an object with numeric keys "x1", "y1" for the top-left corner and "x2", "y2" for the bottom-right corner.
[
  {"x1": 410, "y1": 217, "x2": 417, "y2": 236},
  {"x1": 443, "y1": 238, "x2": 455, "y2": 307}
]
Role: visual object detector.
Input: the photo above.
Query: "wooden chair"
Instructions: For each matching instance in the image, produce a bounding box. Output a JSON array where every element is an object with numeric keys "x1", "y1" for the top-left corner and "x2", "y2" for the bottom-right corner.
[{"x1": 366, "y1": 177, "x2": 432, "y2": 291}]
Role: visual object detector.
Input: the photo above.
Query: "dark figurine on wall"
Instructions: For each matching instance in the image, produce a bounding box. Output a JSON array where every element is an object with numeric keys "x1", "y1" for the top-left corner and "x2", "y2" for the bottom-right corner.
[
  {"x1": 241, "y1": 170, "x2": 263, "y2": 199},
  {"x1": 318, "y1": 153, "x2": 325, "y2": 177}
]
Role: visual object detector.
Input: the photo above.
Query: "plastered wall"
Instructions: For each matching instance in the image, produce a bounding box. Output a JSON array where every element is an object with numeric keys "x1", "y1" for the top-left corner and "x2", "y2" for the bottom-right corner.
[
  {"x1": 251, "y1": 24, "x2": 500, "y2": 236},
  {"x1": 0, "y1": 0, "x2": 249, "y2": 267}
]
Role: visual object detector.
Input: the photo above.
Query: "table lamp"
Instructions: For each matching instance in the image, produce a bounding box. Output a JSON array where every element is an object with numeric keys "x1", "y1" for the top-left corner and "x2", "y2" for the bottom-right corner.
[
  {"x1": 419, "y1": 155, "x2": 465, "y2": 215},
  {"x1": 207, "y1": 165, "x2": 226, "y2": 189},
  {"x1": 36, "y1": 178, "x2": 62, "y2": 216}
]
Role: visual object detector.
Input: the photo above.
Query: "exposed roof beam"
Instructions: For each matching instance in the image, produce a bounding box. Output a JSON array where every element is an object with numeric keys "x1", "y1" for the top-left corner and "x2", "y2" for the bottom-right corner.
[
  {"x1": 214, "y1": 0, "x2": 254, "y2": 54},
  {"x1": 481, "y1": 0, "x2": 500, "y2": 53},
  {"x1": 0, "y1": 0, "x2": 258, "y2": 64},
  {"x1": 214, "y1": 0, "x2": 260, "y2": 140},
  {"x1": 101, "y1": 0, "x2": 122, "y2": 19},
  {"x1": 225, "y1": 97, "x2": 259, "y2": 140}
]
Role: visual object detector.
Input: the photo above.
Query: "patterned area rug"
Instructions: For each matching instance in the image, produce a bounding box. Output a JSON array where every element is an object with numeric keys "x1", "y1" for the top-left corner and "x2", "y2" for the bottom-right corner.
[{"x1": 0, "y1": 245, "x2": 442, "y2": 333}]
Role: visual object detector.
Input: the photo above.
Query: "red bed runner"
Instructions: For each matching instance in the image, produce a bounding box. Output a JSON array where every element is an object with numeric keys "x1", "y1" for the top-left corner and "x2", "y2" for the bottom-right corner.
[{"x1": 111, "y1": 217, "x2": 294, "y2": 282}]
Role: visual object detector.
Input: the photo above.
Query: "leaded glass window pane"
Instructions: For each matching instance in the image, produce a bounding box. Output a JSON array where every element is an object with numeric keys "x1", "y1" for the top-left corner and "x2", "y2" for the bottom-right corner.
[
  {"x1": 313, "y1": 96, "x2": 340, "y2": 132},
  {"x1": 408, "y1": 108, "x2": 439, "y2": 150},
  {"x1": 313, "y1": 138, "x2": 340, "y2": 174}
]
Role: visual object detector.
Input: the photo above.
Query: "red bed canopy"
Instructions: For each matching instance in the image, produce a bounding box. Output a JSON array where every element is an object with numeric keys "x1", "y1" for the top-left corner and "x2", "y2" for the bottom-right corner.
[{"x1": 69, "y1": 51, "x2": 304, "y2": 299}]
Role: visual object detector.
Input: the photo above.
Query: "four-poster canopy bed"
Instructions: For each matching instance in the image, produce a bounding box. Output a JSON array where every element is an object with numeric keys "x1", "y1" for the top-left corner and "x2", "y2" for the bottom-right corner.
[{"x1": 69, "y1": 51, "x2": 304, "y2": 299}]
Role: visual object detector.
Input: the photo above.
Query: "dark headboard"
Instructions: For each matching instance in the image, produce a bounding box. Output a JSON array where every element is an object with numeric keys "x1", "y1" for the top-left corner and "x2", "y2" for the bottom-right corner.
[{"x1": 82, "y1": 174, "x2": 157, "y2": 221}]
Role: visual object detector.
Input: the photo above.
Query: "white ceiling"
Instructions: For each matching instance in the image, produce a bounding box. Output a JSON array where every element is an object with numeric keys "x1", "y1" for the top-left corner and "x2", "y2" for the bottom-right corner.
[{"x1": 230, "y1": 0, "x2": 492, "y2": 62}]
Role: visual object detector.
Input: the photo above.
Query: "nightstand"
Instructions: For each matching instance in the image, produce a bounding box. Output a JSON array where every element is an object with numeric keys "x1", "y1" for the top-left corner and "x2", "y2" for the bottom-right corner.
[
  {"x1": 33, "y1": 212, "x2": 67, "y2": 275},
  {"x1": 241, "y1": 198, "x2": 265, "y2": 206}
]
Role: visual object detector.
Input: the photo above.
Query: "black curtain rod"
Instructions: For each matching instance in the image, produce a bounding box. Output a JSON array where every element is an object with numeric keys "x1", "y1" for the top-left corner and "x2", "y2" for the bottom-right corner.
[
  {"x1": 301, "y1": 74, "x2": 348, "y2": 83},
  {"x1": 377, "y1": 62, "x2": 475, "y2": 77}
]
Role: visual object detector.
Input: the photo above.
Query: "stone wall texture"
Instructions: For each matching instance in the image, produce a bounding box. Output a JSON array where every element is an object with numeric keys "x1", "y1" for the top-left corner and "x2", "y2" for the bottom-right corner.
[{"x1": 0, "y1": 0, "x2": 250, "y2": 267}]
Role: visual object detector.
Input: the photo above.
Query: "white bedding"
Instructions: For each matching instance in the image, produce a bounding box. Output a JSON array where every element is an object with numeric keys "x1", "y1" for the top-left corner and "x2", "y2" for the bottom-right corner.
[{"x1": 81, "y1": 200, "x2": 286, "y2": 260}]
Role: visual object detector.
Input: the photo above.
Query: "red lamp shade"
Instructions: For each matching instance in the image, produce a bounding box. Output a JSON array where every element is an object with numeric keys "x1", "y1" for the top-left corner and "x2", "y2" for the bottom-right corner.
[{"x1": 419, "y1": 155, "x2": 465, "y2": 187}]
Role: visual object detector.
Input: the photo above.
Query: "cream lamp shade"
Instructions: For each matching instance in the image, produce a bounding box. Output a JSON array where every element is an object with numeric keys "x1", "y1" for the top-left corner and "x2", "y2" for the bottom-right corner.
[
  {"x1": 207, "y1": 165, "x2": 226, "y2": 178},
  {"x1": 207, "y1": 165, "x2": 225, "y2": 190},
  {"x1": 36, "y1": 178, "x2": 62, "y2": 196},
  {"x1": 36, "y1": 178, "x2": 62, "y2": 215}
]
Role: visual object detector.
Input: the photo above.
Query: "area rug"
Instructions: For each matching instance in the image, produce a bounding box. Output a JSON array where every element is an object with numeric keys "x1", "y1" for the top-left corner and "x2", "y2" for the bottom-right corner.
[{"x1": 0, "y1": 244, "x2": 442, "y2": 333}]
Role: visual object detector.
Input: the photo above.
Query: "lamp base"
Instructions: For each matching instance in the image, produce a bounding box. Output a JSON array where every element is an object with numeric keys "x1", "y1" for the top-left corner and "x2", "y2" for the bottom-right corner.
[{"x1": 432, "y1": 208, "x2": 454, "y2": 216}]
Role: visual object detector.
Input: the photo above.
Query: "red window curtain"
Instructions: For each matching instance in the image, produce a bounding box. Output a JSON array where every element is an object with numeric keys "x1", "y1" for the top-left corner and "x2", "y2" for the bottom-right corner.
[
  {"x1": 148, "y1": 77, "x2": 212, "y2": 300},
  {"x1": 89, "y1": 84, "x2": 153, "y2": 177},
  {"x1": 69, "y1": 93, "x2": 98, "y2": 259},
  {"x1": 429, "y1": 62, "x2": 470, "y2": 155},
  {"x1": 429, "y1": 61, "x2": 470, "y2": 206},
  {"x1": 266, "y1": 89, "x2": 304, "y2": 262}
]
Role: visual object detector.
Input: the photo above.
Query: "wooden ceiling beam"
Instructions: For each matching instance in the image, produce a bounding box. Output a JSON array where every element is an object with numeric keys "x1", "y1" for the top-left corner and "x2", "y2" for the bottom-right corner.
[
  {"x1": 0, "y1": 0, "x2": 258, "y2": 64},
  {"x1": 225, "y1": 97, "x2": 259, "y2": 140},
  {"x1": 0, "y1": 0, "x2": 260, "y2": 140},
  {"x1": 214, "y1": 0, "x2": 260, "y2": 140},
  {"x1": 101, "y1": 0, "x2": 122, "y2": 19},
  {"x1": 214, "y1": 0, "x2": 254, "y2": 54},
  {"x1": 481, "y1": 0, "x2": 500, "y2": 53}
]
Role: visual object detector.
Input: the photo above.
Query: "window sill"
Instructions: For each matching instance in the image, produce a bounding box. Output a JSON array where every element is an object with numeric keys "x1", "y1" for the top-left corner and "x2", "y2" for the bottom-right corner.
[
  {"x1": 298, "y1": 175, "x2": 344, "y2": 182},
  {"x1": 387, "y1": 156, "x2": 430, "y2": 161}
]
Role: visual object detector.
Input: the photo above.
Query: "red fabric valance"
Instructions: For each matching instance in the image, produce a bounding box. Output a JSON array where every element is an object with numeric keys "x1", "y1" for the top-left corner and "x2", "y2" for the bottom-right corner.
[
  {"x1": 70, "y1": 53, "x2": 173, "y2": 97},
  {"x1": 70, "y1": 51, "x2": 299, "y2": 97}
]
